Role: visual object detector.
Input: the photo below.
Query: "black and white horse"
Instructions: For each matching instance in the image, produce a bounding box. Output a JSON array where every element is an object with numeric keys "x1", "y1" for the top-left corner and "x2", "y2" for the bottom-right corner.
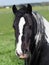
[{"x1": 12, "y1": 4, "x2": 49, "y2": 65}]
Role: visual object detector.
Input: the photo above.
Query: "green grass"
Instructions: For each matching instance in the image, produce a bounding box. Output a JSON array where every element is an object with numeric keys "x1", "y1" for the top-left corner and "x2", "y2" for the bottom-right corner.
[
  {"x1": 33, "y1": 6, "x2": 49, "y2": 21},
  {"x1": 0, "y1": 6, "x2": 49, "y2": 65},
  {"x1": 0, "y1": 8, "x2": 24, "y2": 65}
]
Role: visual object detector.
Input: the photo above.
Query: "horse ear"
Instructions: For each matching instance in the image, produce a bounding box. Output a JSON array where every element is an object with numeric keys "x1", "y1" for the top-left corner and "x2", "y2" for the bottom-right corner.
[
  {"x1": 27, "y1": 4, "x2": 32, "y2": 14},
  {"x1": 12, "y1": 5, "x2": 17, "y2": 15}
]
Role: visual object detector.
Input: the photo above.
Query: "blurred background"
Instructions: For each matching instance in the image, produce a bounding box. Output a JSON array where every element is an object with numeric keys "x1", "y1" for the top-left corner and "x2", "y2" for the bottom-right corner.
[{"x1": 0, "y1": 0, "x2": 49, "y2": 65}]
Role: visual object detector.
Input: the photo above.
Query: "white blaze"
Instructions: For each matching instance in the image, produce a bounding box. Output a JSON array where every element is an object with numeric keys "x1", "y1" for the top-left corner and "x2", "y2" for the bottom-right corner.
[{"x1": 16, "y1": 17, "x2": 25, "y2": 55}]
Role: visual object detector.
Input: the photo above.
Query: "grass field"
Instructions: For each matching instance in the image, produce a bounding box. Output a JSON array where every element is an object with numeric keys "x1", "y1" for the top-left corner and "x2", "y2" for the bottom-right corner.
[{"x1": 0, "y1": 6, "x2": 49, "y2": 65}]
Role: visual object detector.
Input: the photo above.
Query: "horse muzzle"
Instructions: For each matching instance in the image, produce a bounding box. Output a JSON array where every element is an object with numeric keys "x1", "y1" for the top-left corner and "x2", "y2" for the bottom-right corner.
[
  {"x1": 19, "y1": 54, "x2": 28, "y2": 59},
  {"x1": 16, "y1": 51, "x2": 28, "y2": 59}
]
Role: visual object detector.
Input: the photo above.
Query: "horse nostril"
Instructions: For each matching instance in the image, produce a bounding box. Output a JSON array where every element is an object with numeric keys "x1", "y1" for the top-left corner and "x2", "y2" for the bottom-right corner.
[
  {"x1": 25, "y1": 49, "x2": 28, "y2": 52},
  {"x1": 16, "y1": 51, "x2": 20, "y2": 56},
  {"x1": 25, "y1": 48, "x2": 29, "y2": 53}
]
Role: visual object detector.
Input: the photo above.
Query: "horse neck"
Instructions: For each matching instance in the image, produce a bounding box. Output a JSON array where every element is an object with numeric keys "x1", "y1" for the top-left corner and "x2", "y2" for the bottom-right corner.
[{"x1": 29, "y1": 37, "x2": 47, "y2": 65}]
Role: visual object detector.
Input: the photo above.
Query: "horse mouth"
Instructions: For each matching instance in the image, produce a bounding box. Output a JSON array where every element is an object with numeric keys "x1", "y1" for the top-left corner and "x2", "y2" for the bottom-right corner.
[
  {"x1": 19, "y1": 54, "x2": 28, "y2": 59},
  {"x1": 16, "y1": 51, "x2": 29, "y2": 59}
]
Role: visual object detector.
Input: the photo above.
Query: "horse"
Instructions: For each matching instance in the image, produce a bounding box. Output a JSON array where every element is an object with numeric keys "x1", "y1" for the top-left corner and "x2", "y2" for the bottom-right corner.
[{"x1": 12, "y1": 4, "x2": 49, "y2": 65}]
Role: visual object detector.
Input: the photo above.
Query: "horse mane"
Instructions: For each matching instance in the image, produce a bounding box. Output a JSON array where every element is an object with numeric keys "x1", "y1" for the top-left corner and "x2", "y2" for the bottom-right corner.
[
  {"x1": 32, "y1": 12, "x2": 47, "y2": 45},
  {"x1": 23, "y1": 12, "x2": 46, "y2": 46},
  {"x1": 23, "y1": 12, "x2": 48, "y2": 65}
]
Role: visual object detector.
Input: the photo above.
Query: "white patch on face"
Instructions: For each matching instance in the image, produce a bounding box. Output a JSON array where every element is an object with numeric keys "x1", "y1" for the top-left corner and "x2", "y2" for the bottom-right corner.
[
  {"x1": 42, "y1": 17, "x2": 49, "y2": 43},
  {"x1": 16, "y1": 17, "x2": 25, "y2": 55}
]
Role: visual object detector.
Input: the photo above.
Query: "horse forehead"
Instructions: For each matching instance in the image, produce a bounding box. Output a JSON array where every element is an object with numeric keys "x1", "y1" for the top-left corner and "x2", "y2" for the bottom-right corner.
[
  {"x1": 19, "y1": 17, "x2": 26, "y2": 25},
  {"x1": 18, "y1": 17, "x2": 26, "y2": 32}
]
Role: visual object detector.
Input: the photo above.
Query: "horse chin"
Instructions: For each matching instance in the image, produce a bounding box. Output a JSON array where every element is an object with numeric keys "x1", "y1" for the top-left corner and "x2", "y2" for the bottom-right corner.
[{"x1": 19, "y1": 54, "x2": 29, "y2": 59}]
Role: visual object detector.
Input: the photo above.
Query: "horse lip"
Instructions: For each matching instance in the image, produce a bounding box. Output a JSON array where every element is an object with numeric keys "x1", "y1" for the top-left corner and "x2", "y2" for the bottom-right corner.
[{"x1": 19, "y1": 54, "x2": 28, "y2": 59}]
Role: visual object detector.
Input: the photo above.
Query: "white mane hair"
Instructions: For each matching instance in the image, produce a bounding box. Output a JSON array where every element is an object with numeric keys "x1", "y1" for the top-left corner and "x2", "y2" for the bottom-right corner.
[
  {"x1": 43, "y1": 17, "x2": 49, "y2": 43},
  {"x1": 32, "y1": 12, "x2": 49, "y2": 45}
]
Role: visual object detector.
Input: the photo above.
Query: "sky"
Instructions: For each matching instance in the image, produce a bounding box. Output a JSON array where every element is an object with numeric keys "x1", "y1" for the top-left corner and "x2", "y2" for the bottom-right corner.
[{"x1": 0, "y1": 0, "x2": 49, "y2": 6}]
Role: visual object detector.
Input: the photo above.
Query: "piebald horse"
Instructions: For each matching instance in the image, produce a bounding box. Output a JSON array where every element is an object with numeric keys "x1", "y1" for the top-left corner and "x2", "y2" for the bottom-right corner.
[{"x1": 12, "y1": 4, "x2": 49, "y2": 65}]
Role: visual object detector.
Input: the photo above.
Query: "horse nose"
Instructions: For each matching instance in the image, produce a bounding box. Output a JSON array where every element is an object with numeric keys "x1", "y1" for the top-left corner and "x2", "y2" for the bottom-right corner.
[
  {"x1": 16, "y1": 51, "x2": 20, "y2": 56},
  {"x1": 16, "y1": 50, "x2": 22, "y2": 56},
  {"x1": 16, "y1": 50, "x2": 28, "y2": 59}
]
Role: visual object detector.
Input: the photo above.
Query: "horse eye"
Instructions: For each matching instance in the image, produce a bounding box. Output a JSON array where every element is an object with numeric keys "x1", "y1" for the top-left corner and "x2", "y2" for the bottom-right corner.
[
  {"x1": 29, "y1": 26, "x2": 32, "y2": 29},
  {"x1": 21, "y1": 36, "x2": 24, "y2": 41}
]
